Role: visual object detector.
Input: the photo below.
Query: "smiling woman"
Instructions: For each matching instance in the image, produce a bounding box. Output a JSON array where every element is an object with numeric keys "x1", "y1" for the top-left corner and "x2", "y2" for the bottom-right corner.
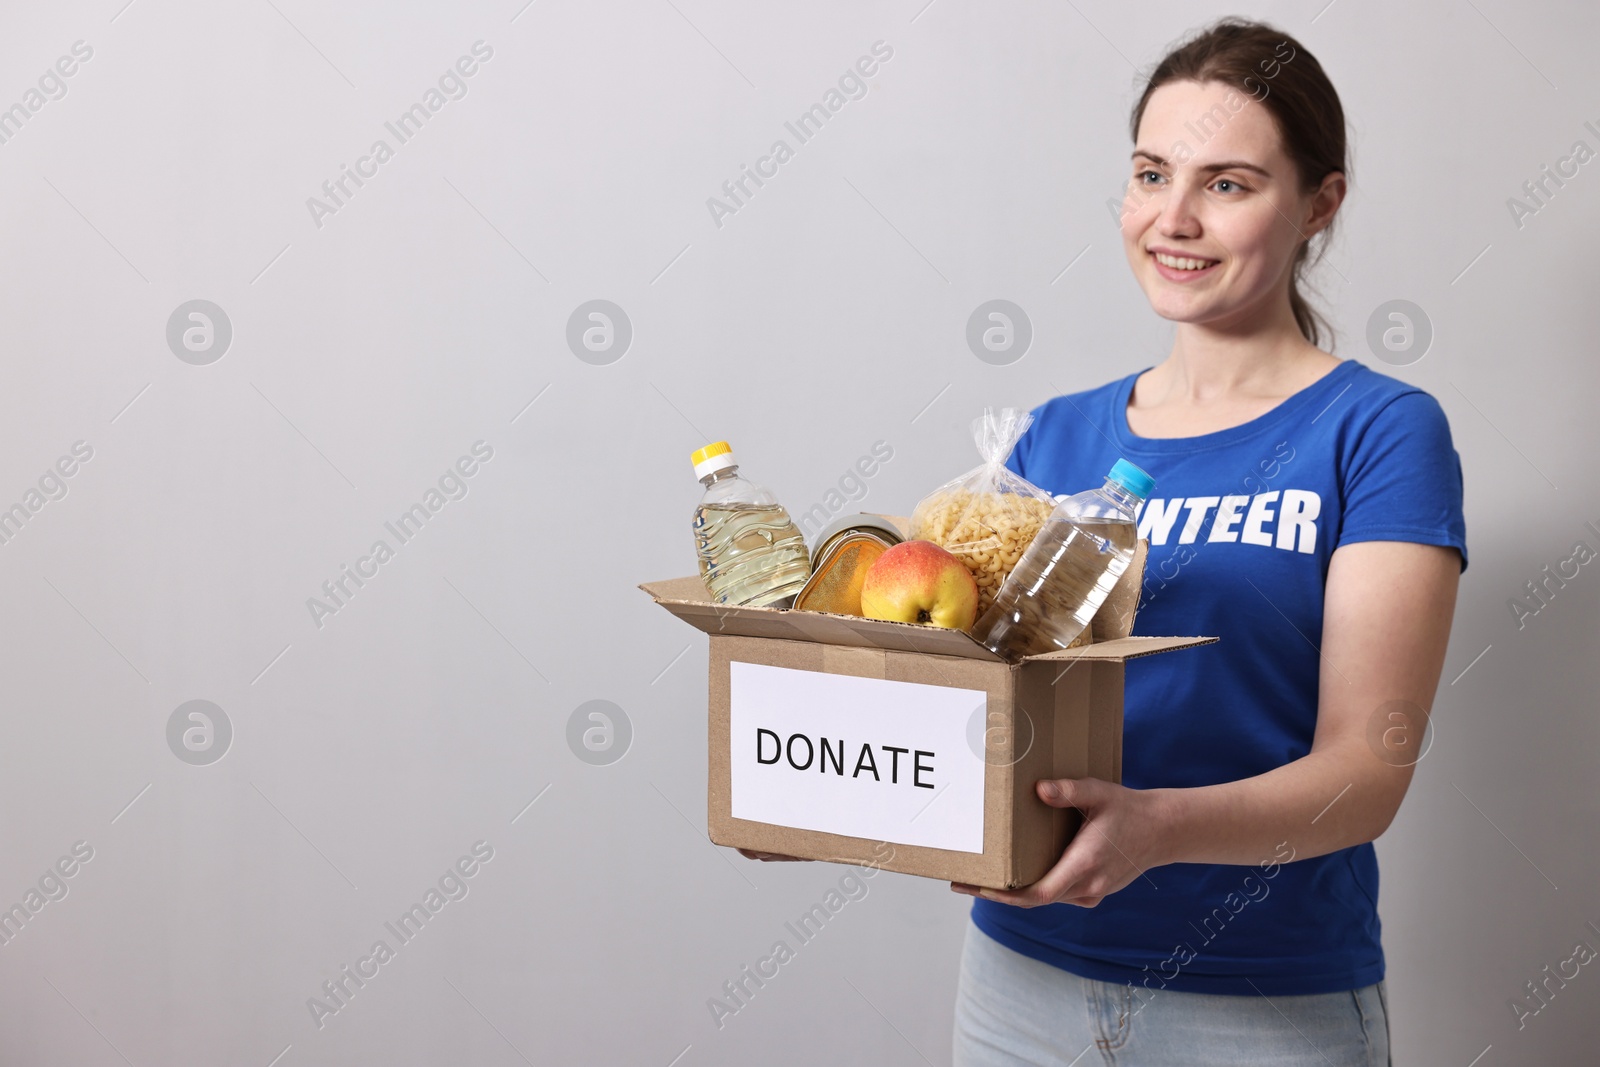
[
  {"x1": 948, "y1": 17, "x2": 1467, "y2": 1067},
  {"x1": 1122, "y1": 31, "x2": 1345, "y2": 351}
]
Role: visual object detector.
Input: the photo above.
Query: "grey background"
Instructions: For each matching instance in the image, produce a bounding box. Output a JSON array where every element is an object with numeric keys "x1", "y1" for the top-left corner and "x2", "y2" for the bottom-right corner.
[{"x1": 0, "y1": 0, "x2": 1594, "y2": 1064}]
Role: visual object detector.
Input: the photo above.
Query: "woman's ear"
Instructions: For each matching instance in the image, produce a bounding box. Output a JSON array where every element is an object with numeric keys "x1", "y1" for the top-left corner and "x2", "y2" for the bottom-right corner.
[{"x1": 1303, "y1": 170, "x2": 1346, "y2": 239}]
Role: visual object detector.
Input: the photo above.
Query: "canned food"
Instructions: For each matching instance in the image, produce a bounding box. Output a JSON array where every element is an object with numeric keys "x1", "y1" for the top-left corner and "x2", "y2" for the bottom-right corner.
[{"x1": 792, "y1": 514, "x2": 905, "y2": 616}]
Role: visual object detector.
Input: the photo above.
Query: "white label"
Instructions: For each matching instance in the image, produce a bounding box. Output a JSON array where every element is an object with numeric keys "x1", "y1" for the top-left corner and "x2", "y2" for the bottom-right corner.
[{"x1": 729, "y1": 661, "x2": 986, "y2": 854}]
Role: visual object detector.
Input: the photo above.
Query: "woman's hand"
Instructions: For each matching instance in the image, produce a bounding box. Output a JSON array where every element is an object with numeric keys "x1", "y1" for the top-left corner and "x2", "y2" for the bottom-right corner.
[{"x1": 951, "y1": 777, "x2": 1174, "y2": 908}]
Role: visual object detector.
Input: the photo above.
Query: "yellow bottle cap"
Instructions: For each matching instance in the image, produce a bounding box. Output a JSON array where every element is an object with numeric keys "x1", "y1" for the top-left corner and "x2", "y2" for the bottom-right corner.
[
  {"x1": 691, "y1": 441, "x2": 737, "y2": 479},
  {"x1": 691, "y1": 441, "x2": 731, "y2": 466}
]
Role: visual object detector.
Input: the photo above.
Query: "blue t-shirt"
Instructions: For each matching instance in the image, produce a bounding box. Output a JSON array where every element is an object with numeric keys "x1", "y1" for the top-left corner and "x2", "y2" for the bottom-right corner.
[{"x1": 971, "y1": 357, "x2": 1468, "y2": 997}]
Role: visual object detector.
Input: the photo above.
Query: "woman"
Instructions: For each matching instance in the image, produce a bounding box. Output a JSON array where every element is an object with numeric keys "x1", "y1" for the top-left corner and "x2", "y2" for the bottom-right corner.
[{"x1": 947, "y1": 18, "x2": 1465, "y2": 1067}]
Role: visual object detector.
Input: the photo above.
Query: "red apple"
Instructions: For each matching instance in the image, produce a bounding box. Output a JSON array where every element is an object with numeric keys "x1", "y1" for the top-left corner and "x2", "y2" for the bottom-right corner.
[{"x1": 860, "y1": 540, "x2": 980, "y2": 631}]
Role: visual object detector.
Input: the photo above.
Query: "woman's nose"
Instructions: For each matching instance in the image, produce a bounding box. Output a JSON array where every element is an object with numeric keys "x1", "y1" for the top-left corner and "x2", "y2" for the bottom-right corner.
[{"x1": 1155, "y1": 179, "x2": 1202, "y2": 238}]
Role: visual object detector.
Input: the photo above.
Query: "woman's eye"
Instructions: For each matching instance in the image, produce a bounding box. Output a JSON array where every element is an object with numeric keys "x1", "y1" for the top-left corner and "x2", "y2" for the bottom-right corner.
[
  {"x1": 1213, "y1": 178, "x2": 1245, "y2": 194},
  {"x1": 1137, "y1": 170, "x2": 1164, "y2": 185}
]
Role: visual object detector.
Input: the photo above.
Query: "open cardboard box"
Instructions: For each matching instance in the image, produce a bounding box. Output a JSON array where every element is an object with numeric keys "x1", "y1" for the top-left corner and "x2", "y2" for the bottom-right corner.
[{"x1": 640, "y1": 515, "x2": 1217, "y2": 888}]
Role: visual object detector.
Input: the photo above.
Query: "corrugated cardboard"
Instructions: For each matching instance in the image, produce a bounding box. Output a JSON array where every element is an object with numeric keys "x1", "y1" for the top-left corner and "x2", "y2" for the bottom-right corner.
[{"x1": 641, "y1": 514, "x2": 1218, "y2": 888}]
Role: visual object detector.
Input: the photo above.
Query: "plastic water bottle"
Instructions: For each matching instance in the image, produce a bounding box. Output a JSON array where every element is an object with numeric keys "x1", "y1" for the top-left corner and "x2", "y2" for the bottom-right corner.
[
  {"x1": 974, "y1": 459, "x2": 1154, "y2": 661},
  {"x1": 691, "y1": 441, "x2": 811, "y2": 608}
]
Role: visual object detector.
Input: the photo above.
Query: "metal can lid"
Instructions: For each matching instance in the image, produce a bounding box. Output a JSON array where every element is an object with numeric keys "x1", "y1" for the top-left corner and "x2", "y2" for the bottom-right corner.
[{"x1": 808, "y1": 512, "x2": 905, "y2": 554}]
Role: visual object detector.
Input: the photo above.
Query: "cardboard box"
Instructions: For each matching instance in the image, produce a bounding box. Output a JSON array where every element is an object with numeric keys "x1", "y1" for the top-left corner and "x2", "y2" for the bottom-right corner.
[{"x1": 640, "y1": 516, "x2": 1217, "y2": 889}]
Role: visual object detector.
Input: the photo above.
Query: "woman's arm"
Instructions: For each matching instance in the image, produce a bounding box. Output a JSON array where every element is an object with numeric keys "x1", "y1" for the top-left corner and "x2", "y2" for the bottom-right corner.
[{"x1": 954, "y1": 539, "x2": 1461, "y2": 907}]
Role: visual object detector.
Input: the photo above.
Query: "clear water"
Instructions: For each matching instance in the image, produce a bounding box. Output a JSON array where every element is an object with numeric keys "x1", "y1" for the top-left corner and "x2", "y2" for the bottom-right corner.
[
  {"x1": 975, "y1": 516, "x2": 1137, "y2": 661},
  {"x1": 693, "y1": 502, "x2": 811, "y2": 608}
]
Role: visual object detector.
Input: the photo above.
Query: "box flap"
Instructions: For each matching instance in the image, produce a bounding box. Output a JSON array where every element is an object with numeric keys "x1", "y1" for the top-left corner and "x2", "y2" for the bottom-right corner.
[
  {"x1": 776, "y1": 607, "x2": 1003, "y2": 660},
  {"x1": 639, "y1": 576, "x2": 1006, "y2": 660},
  {"x1": 638, "y1": 577, "x2": 814, "y2": 642},
  {"x1": 639, "y1": 575, "x2": 716, "y2": 603},
  {"x1": 640, "y1": 520, "x2": 1209, "y2": 665},
  {"x1": 640, "y1": 580, "x2": 1217, "y2": 664},
  {"x1": 1023, "y1": 634, "x2": 1219, "y2": 663}
]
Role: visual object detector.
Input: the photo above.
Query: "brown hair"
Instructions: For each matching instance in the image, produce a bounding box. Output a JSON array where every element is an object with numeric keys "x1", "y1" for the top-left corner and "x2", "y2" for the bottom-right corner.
[{"x1": 1130, "y1": 18, "x2": 1349, "y2": 348}]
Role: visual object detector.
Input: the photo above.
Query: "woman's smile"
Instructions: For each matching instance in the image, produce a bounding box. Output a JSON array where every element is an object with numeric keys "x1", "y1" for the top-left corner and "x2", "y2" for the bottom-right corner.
[{"x1": 1148, "y1": 246, "x2": 1222, "y2": 281}]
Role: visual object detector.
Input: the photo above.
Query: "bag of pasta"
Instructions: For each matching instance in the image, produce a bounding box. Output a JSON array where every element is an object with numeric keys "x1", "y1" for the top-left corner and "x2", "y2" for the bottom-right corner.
[{"x1": 909, "y1": 407, "x2": 1058, "y2": 620}]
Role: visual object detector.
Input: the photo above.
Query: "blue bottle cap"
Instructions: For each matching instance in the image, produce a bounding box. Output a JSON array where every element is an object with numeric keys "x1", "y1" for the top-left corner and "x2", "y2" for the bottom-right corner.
[{"x1": 1107, "y1": 459, "x2": 1155, "y2": 500}]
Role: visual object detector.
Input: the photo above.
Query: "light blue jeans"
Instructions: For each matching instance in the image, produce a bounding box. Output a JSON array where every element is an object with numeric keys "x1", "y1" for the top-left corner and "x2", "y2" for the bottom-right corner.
[{"x1": 954, "y1": 920, "x2": 1390, "y2": 1066}]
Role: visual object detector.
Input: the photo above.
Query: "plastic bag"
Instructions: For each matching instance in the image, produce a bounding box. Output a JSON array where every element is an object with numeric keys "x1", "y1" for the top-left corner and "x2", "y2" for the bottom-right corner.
[{"x1": 909, "y1": 407, "x2": 1058, "y2": 619}]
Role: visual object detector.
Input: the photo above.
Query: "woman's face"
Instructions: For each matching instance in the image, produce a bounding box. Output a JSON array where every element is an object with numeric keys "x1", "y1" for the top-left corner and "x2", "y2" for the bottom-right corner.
[{"x1": 1120, "y1": 78, "x2": 1339, "y2": 332}]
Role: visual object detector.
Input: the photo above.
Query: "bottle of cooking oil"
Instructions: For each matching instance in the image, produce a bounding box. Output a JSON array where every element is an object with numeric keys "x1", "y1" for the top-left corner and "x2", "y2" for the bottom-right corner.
[
  {"x1": 974, "y1": 459, "x2": 1154, "y2": 661},
  {"x1": 691, "y1": 441, "x2": 811, "y2": 609}
]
